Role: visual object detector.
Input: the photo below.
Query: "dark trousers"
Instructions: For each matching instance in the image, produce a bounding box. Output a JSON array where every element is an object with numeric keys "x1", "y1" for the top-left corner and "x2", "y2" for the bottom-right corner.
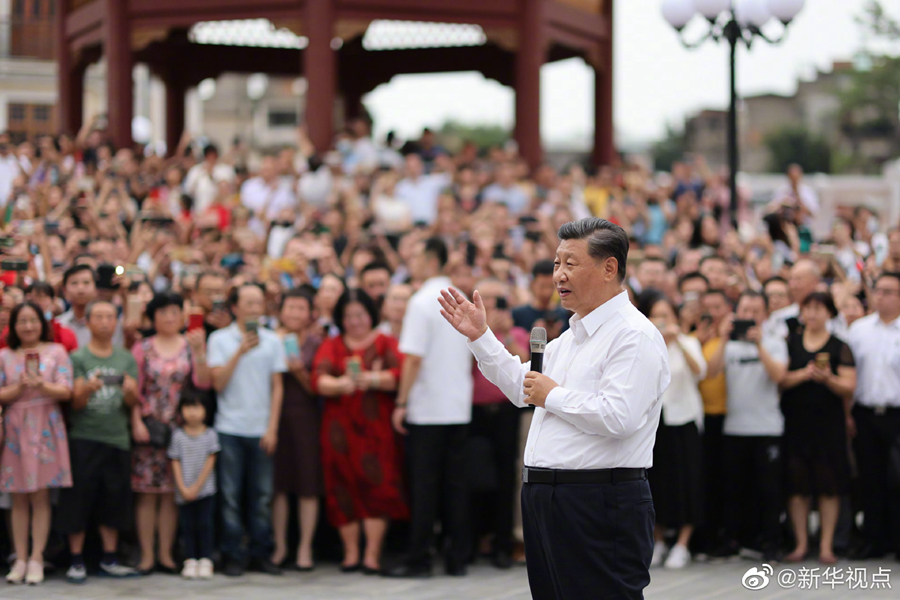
[
  {"x1": 521, "y1": 478, "x2": 654, "y2": 600},
  {"x1": 407, "y1": 424, "x2": 469, "y2": 569},
  {"x1": 693, "y1": 414, "x2": 724, "y2": 553},
  {"x1": 469, "y1": 403, "x2": 520, "y2": 555},
  {"x1": 852, "y1": 405, "x2": 900, "y2": 553},
  {"x1": 722, "y1": 435, "x2": 783, "y2": 551},
  {"x1": 218, "y1": 432, "x2": 274, "y2": 563},
  {"x1": 179, "y1": 496, "x2": 215, "y2": 560}
]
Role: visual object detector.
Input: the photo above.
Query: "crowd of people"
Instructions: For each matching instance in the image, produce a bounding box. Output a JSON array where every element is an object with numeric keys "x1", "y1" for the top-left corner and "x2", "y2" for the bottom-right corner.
[{"x1": 0, "y1": 117, "x2": 898, "y2": 587}]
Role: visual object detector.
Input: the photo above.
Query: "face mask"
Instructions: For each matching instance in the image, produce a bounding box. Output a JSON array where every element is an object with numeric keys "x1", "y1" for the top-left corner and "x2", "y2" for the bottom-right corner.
[
  {"x1": 868, "y1": 216, "x2": 879, "y2": 234},
  {"x1": 44, "y1": 310, "x2": 53, "y2": 322}
]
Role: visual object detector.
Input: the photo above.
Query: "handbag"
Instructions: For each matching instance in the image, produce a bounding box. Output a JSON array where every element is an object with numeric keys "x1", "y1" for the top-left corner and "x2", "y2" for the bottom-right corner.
[
  {"x1": 141, "y1": 415, "x2": 172, "y2": 449},
  {"x1": 136, "y1": 339, "x2": 197, "y2": 449}
]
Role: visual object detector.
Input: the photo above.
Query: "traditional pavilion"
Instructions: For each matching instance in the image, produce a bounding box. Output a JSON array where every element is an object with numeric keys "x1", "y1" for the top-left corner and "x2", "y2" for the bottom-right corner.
[{"x1": 56, "y1": 0, "x2": 614, "y2": 166}]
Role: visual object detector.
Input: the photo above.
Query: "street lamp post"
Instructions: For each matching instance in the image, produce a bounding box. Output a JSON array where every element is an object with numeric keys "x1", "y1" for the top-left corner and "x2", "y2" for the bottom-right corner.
[{"x1": 661, "y1": 0, "x2": 806, "y2": 224}]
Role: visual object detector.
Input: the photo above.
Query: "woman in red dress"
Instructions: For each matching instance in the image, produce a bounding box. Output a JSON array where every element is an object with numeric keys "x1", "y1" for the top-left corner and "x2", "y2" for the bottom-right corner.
[{"x1": 312, "y1": 288, "x2": 408, "y2": 574}]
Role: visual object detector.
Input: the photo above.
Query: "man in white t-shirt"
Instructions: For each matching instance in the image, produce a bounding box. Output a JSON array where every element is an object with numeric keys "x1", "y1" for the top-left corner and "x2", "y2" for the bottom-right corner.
[
  {"x1": 184, "y1": 145, "x2": 236, "y2": 214},
  {"x1": 0, "y1": 137, "x2": 20, "y2": 208},
  {"x1": 394, "y1": 154, "x2": 451, "y2": 225},
  {"x1": 707, "y1": 291, "x2": 788, "y2": 561},
  {"x1": 240, "y1": 155, "x2": 297, "y2": 222},
  {"x1": 481, "y1": 163, "x2": 529, "y2": 216},
  {"x1": 385, "y1": 237, "x2": 473, "y2": 578}
]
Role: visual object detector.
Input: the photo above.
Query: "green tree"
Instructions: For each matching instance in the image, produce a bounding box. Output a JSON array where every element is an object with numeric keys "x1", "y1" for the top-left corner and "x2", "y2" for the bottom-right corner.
[
  {"x1": 838, "y1": 1, "x2": 900, "y2": 171},
  {"x1": 652, "y1": 125, "x2": 687, "y2": 172},
  {"x1": 437, "y1": 120, "x2": 510, "y2": 153},
  {"x1": 765, "y1": 127, "x2": 832, "y2": 174}
]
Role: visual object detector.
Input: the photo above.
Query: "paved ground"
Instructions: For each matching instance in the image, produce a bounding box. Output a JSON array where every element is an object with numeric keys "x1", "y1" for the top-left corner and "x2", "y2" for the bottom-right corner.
[{"x1": 0, "y1": 558, "x2": 894, "y2": 599}]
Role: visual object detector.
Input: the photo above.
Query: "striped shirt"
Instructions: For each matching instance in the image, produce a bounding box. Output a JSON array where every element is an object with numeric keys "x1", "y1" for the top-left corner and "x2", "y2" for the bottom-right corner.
[{"x1": 167, "y1": 428, "x2": 220, "y2": 505}]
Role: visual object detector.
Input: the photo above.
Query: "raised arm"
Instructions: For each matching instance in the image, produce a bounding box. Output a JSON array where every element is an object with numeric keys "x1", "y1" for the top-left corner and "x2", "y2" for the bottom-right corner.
[{"x1": 439, "y1": 287, "x2": 531, "y2": 408}]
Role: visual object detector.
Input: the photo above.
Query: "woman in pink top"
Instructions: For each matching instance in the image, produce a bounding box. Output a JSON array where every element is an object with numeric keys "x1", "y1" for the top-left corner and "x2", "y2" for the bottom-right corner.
[
  {"x1": 130, "y1": 291, "x2": 210, "y2": 574},
  {"x1": 0, "y1": 302, "x2": 74, "y2": 585}
]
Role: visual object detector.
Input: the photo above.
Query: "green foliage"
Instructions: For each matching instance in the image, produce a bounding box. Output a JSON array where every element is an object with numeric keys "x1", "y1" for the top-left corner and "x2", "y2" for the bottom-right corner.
[
  {"x1": 764, "y1": 127, "x2": 832, "y2": 174},
  {"x1": 838, "y1": 1, "x2": 900, "y2": 170},
  {"x1": 652, "y1": 125, "x2": 687, "y2": 172},
  {"x1": 437, "y1": 120, "x2": 510, "y2": 153}
]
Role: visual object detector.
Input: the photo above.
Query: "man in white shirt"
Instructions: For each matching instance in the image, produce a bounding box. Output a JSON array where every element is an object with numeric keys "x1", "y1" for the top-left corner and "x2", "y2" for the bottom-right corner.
[
  {"x1": 481, "y1": 163, "x2": 529, "y2": 216},
  {"x1": 0, "y1": 138, "x2": 20, "y2": 207},
  {"x1": 240, "y1": 155, "x2": 297, "y2": 222},
  {"x1": 207, "y1": 284, "x2": 286, "y2": 577},
  {"x1": 774, "y1": 164, "x2": 819, "y2": 216},
  {"x1": 766, "y1": 260, "x2": 842, "y2": 340},
  {"x1": 394, "y1": 154, "x2": 451, "y2": 226},
  {"x1": 847, "y1": 272, "x2": 900, "y2": 560},
  {"x1": 707, "y1": 291, "x2": 788, "y2": 561},
  {"x1": 184, "y1": 145, "x2": 236, "y2": 214},
  {"x1": 437, "y1": 218, "x2": 670, "y2": 599},
  {"x1": 384, "y1": 238, "x2": 473, "y2": 578}
]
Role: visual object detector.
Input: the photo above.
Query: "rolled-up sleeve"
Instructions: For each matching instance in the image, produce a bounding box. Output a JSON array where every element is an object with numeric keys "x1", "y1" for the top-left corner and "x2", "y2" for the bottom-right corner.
[
  {"x1": 543, "y1": 330, "x2": 669, "y2": 438},
  {"x1": 467, "y1": 328, "x2": 531, "y2": 408}
]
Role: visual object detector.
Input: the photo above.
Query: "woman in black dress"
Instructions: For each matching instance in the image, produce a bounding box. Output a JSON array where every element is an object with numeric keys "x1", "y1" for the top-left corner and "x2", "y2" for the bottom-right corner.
[
  {"x1": 271, "y1": 288, "x2": 323, "y2": 570},
  {"x1": 779, "y1": 292, "x2": 856, "y2": 564}
]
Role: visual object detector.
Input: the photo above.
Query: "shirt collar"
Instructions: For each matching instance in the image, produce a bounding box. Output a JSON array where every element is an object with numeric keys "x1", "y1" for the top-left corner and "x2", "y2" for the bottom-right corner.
[
  {"x1": 878, "y1": 314, "x2": 900, "y2": 329},
  {"x1": 569, "y1": 290, "x2": 630, "y2": 343}
]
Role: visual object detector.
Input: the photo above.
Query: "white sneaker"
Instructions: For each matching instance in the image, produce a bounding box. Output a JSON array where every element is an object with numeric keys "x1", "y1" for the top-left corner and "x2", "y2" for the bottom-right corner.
[
  {"x1": 197, "y1": 558, "x2": 213, "y2": 579},
  {"x1": 182, "y1": 559, "x2": 199, "y2": 580},
  {"x1": 650, "y1": 541, "x2": 668, "y2": 568},
  {"x1": 664, "y1": 544, "x2": 691, "y2": 569},
  {"x1": 66, "y1": 563, "x2": 87, "y2": 584}
]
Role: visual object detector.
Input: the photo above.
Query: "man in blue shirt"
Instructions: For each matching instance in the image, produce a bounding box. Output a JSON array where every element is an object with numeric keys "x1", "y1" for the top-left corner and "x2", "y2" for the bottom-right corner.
[{"x1": 208, "y1": 283, "x2": 287, "y2": 577}]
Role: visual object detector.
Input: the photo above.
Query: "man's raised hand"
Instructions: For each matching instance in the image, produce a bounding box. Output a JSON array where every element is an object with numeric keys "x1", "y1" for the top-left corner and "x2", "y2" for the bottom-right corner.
[{"x1": 438, "y1": 288, "x2": 488, "y2": 342}]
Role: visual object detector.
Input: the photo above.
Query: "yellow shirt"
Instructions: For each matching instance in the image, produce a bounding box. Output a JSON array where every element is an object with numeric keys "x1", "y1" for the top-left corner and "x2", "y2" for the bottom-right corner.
[
  {"x1": 699, "y1": 337, "x2": 727, "y2": 415},
  {"x1": 583, "y1": 185, "x2": 610, "y2": 218}
]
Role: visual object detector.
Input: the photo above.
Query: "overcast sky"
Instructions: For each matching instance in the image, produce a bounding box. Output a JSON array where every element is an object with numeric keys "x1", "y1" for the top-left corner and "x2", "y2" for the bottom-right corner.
[{"x1": 363, "y1": 0, "x2": 897, "y2": 147}]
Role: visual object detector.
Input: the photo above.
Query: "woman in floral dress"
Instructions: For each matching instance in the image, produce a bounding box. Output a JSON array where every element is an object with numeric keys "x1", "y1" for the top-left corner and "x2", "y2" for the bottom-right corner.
[
  {"x1": 312, "y1": 288, "x2": 408, "y2": 573},
  {"x1": 130, "y1": 292, "x2": 210, "y2": 574},
  {"x1": 0, "y1": 302, "x2": 73, "y2": 585}
]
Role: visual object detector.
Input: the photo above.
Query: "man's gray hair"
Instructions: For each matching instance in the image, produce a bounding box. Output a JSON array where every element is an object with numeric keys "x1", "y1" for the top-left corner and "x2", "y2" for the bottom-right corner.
[
  {"x1": 557, "y1": 217, "x2": 629, "y2": 282},
  {"x1": 84, "y1": 299, "x2": 116, "y2": 320}
]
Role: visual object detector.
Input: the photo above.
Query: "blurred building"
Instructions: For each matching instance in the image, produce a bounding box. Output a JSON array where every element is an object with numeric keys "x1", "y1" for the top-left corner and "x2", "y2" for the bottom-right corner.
[{"x1": 684, "y1": 62, "x2": 870, "y2": 174}]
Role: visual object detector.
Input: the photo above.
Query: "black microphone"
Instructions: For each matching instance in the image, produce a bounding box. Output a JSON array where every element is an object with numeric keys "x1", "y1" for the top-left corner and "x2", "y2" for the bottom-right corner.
[{"x1": 530, "y1": 327, "x2": 547, "y2": 373}]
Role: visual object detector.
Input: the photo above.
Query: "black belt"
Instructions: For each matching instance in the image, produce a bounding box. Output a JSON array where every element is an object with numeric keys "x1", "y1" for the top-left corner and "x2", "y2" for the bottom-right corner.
[
  {"x1": 522, "y1": 466, "x2": 647, "y2": 485},
  {"x1": 857, "y1": 405, "x2": 900, "y2": 416}
]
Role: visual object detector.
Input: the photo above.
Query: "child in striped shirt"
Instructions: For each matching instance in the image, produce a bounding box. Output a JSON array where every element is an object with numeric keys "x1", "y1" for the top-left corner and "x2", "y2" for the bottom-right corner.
[{"x1": 168, "y1": 394, "x2": 219, "y2": 579}]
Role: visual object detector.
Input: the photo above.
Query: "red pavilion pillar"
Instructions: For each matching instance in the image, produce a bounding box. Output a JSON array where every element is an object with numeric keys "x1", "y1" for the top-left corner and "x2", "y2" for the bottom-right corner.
[
  {"x1": 305, "y1": 0, "x2": 336, "y2": 153},
  {"x1": 56, "y1": 1, "x2": 83, "y2": 135},
  {"x1": 165, "y1": 74, "x2": 186, "y2": 157},
  {"x1": 106, "y1": 0, "x2": 133, "y2": 149},
  {"x1": 515, "y1": 0, "x2": 544, "y2": 168},
  {"x1": 593, "y1": 0, "x2": 615, "y2": 166}
]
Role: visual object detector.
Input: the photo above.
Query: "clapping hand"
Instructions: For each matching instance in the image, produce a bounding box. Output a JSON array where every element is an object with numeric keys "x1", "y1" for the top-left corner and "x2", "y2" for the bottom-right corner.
[{"x1": 437, "y1": 288, "x2": 487, "y2": 342}]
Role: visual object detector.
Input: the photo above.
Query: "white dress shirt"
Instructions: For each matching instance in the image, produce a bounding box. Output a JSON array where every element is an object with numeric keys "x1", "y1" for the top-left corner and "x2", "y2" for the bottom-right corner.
[
  {"x1": 468, "y1": 291, "x2": 671, "y2": 470},
  {"x1": 765, "y1": 304, "x2": 842, "y2": 341},
  {"x1": 399, "y1": 276, "x2": 473, "y2": 425},
  {"x1": 661, "y1": 335, "x2": 706, "y2": 429},
  {"x1": 0, "y1": 153, "x2": 20, "y2": 207},
  {"x1": 394, "y1": 173, "x2": 451, "y2": 225},
  {"x1": 184, "y1": 162, "x2": 236, "y2": 214},
  {"x1": 240, "y1": 176, "x2": 298, "y2": 220},
  {"x1": 848, "y1": 312, "x2": 900, "y2": 408}
]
